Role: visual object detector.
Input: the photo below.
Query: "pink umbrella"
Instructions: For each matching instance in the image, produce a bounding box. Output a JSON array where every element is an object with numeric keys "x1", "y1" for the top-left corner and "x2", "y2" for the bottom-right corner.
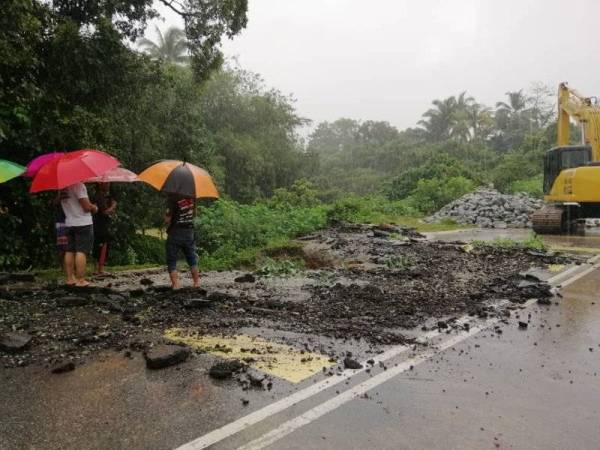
[
  {"x1": 84, "y1": 166, "x2": 138, "y2": 183},
  {"x1": 23, "y1": 152, "x2": 65, "y2": 177}
]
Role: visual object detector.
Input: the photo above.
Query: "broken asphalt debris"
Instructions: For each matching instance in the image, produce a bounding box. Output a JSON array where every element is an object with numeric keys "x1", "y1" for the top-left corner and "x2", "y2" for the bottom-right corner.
[
  {"x1": 0, "y1": 223, "x2": 574, "y2": 379},
  {"x1": 144, "y1": 345, "x2": 190, "y2": 369}
]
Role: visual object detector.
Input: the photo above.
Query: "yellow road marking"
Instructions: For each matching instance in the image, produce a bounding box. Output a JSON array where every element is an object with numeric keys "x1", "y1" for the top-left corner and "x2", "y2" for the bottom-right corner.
[
  {"x1": 164, "y1": 329, "x2": 335, "y2": 383},
  {"x1": 547, "y1": 264, "x2": 566, "y2": 273}
]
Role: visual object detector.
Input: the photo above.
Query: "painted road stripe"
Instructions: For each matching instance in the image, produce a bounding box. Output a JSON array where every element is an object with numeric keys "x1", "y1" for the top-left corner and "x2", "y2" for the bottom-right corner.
[
  {"x1": 235, "y1": 316, "x2": 506, "y2": 450},
  {"x1": 177, "y1": 258, "x2": 598, "y2": 450},
  {"x1": 175, "y1": 344, "x2": 411, "y2": 450}
]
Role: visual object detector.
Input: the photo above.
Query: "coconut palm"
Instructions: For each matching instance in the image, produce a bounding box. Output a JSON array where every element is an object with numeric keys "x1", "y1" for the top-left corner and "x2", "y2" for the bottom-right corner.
[
  {"x1": 450, "y1": 91, "x2": 475, "y2": 142},
  {"x1": 418, "y1": 96, "x2": 457, "y2": 141},
  {"x1": 138, "y1": 26, "x2": 189, "y2": 64}
]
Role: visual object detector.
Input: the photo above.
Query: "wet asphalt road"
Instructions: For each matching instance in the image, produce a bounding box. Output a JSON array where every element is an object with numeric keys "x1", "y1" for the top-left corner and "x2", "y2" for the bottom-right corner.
[
  {"x1": 223, "y1": 268, "x2": 600, "y2": 450},
  {"x1": 1, "y1": 230, "x2": 599, "y2": 450}
]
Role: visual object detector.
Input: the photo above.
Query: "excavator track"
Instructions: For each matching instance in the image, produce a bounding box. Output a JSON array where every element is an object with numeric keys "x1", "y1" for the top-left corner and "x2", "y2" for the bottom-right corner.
[{"x1": 531, "y1": 205, "x2": 565, "y2": 234}]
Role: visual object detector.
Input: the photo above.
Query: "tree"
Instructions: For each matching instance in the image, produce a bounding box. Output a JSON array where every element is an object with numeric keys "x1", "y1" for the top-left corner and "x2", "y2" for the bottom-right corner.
[
  {"x1": 138, "y1": 26, "x2": 189, "y2": 64},
  {"x1": 49, "y1": 0, "x2": 248, "y2": 80},
  {"x1": 418, "y1": 96, "x2": 457, "y2": 141}
]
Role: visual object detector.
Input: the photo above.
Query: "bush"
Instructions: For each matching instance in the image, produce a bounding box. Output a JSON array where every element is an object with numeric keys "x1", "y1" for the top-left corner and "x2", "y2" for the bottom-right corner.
[
  {"x1": 195, "y1": 199, "x2": 328, "y2": 269},
  {"x1": 509, "y1": 175, "x2": 543, "y2": 198},
  {"x1": 269, "y1": 179, "x2": 321, "y2": 208},
  {"x1": 406, "y1": 176, "x2": 475, "y2": 214},
  {"x1": 109, "y1": 234, "x2": 165, "y2": 266},
  {"x1": 326, "y1": 195, "x2": 417, "y2": 224}
]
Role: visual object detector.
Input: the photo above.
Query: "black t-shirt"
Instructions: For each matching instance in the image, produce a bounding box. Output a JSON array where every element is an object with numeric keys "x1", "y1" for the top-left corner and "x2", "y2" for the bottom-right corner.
[
  {"x1": 167, "y1": 197, "x2": 196, "y2": 232},
  {"x1": 93, "y1": 190, "x2": 116, "y2": 236}
]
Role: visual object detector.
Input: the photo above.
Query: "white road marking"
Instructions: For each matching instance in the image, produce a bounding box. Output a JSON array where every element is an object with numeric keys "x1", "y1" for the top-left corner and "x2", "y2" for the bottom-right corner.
[
  {"x1": 176, "y1": 256, "x2": 599, "y2": 450},
  {"x1": 175, "y1": 344, "x2": 411, "y2": 450},
  {"x1": 235, "y1": 317, "x2": 503, "y2": 450}
]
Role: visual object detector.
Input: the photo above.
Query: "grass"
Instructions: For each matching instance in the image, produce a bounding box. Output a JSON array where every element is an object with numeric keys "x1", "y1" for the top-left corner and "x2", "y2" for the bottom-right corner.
[
  {"x1": 35, "y1": 263, "x2": 160, "y2": 281},
  {"x1": 472, "y1": 232, "x2": 547, "y2": 251}
]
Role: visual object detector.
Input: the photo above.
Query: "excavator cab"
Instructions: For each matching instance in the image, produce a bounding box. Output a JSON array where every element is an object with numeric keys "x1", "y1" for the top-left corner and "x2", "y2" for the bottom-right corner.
[{"x1": 543, "y1": 145, "x2": 592, "y2": 195}]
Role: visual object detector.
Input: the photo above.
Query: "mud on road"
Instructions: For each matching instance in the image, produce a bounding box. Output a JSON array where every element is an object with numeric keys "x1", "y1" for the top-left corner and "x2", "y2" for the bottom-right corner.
[{"x1": 0, "y1": 223, "x2": 577, "y2": 372}]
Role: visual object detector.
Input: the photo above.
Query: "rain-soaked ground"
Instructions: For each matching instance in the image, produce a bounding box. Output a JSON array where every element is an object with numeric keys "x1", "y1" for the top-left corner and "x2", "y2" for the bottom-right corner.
[{"x1": 0, "y1": 224, "x2": 599, "y2": 449}]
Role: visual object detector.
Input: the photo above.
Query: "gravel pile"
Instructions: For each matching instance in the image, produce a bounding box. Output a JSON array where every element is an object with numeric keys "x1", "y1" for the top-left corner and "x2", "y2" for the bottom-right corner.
[{"x1": 427, "y1": 187, "x2": 543, "y2": 228}]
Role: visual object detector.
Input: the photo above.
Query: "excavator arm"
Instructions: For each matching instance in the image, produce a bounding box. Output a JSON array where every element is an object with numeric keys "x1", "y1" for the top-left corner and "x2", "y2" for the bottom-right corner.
[{"x1": 557, "y1": 82, "x2": 600, "y2": 162}]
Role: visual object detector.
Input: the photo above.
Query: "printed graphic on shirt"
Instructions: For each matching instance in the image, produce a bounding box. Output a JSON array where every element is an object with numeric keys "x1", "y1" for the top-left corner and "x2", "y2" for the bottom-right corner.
[{"x1": 173, "y1": 198, "x2": 195, "y2": 227}]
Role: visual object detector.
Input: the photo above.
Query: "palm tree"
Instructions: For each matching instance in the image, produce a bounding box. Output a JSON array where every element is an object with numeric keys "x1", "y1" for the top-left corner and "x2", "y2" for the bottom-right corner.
[
  {"x1": 496, "y1": 90, "x2": 529, "y2": 116},
  {"x1": 138, "y1": 26, "x2": 189, "y2": 64},
  {"x1": 419, "y1": 96, "x2": 457, "y2": 141},
  {"x1": 467, "y1": 102, "x2": 493, "y2": 141},
  {"x1": 450, "y1": 91, "x2": 475, "y2": 142}
]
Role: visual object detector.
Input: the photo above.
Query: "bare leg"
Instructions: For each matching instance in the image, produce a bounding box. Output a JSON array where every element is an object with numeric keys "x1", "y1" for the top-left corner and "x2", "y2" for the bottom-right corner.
[
  {"x1": 75, "y1": 252, "x2": 89, "y2": 286},
  {"x1": 169, "y1": 271, "x2": 180, "y2": 290},
  {"x1": 97, "y1": 243, "x2": 108, "y2": 274},
  {"x1": 64, "y1": 252, "x2": 76, "y2": 285},
  {"x1": 191, "y1": 267, "x2": 200, "y2": 287}
]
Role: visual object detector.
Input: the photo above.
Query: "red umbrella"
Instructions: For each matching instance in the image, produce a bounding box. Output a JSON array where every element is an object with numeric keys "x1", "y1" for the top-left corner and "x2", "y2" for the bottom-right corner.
[
  {"x1": 23, "y1": 152, "x2": 65, "y2": 177},
  {"x1": 30, "y1": 149, "x2": 120, "y2": 193}
]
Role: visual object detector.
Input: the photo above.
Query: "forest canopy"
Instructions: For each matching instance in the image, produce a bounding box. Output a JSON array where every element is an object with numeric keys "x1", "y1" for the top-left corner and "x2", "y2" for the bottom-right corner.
[{"x1": 0, "y1": 0, "x2": 567, "y2": 269}]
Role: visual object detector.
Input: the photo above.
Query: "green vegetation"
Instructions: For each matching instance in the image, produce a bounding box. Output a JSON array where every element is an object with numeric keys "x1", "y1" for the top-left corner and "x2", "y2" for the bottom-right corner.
[
  {"x1": 472, "y1": 233, "x2": 547, "y2": 251},
  {"x1": 0, "y1": 1, "x2": 564, "y2": 272}
]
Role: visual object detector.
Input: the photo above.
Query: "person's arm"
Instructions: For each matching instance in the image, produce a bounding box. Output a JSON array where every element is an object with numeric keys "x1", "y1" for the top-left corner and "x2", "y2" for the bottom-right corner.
[
  {"x1": 105, "y1": 199, "x2": 117, "y2": 215},
  {"x1": 79, "y1": 197, "x2": 98, "y2": 214}
]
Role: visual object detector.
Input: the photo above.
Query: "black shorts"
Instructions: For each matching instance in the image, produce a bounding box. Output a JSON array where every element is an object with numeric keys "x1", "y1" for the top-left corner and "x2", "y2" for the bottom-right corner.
[{"x1": 66, "y1": 225, "x2": 94, "y2": 254}]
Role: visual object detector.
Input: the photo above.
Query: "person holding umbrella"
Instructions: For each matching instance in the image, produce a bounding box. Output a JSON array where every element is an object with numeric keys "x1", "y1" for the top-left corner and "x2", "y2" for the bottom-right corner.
[
  {"x1": 61, "y1": 182, "x2": 98, "y2": 286},
  {"x1": 139, "y1": 160, "x2": 219, "y2": 289},
  {"x1": 165, "y1": 194, "x2": 199, "y2": 289},
  {"x1": 30, "y1": 149, "x2": 120, "y2": 286}
]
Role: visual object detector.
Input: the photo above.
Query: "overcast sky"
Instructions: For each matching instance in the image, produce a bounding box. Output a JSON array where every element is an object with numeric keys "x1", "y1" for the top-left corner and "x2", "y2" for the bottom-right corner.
[{"x1": 151, "y1": 0, "x2": 600, "y2": 131}]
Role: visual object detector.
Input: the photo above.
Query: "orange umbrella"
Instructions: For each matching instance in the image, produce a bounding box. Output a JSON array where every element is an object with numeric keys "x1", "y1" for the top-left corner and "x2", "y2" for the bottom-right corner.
[{"x1": 138, "y1": 160, "x2": 219, "y2": 199}]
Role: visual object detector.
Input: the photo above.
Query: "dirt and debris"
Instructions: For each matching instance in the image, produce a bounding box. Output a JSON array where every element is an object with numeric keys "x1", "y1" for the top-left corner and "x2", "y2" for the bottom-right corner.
[{"x1": 0, "y1": 223, "x2": 576, "y2": 371}]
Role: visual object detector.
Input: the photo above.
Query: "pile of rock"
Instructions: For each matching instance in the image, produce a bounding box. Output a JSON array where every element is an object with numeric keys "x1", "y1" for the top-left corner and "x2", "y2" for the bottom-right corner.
[{"x1": 426, "y1": 187, "x2": 543, "y2": 228}]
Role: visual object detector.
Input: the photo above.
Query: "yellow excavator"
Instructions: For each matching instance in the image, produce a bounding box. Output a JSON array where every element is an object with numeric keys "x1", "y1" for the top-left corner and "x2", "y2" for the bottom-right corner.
[{"x1": 531, "y1": 82, "x2": 600, "y2": 234}]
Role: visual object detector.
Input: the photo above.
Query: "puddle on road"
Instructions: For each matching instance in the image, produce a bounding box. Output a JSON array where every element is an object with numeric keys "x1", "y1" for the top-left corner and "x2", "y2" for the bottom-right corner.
[{"x1": 164, "y1": 328, "x2": 335, "y2": 383}]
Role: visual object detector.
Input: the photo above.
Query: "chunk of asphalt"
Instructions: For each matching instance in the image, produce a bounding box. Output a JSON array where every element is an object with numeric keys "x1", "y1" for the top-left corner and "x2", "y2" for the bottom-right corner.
[
  {"x1": 182, "y1": 298, "x2": 213, "y2": 309},
  {"x1": 343, "y1": 357, "x2": 363, "y2": 370},
  {"x1": 0, "y1": 272, "x2": 36, "y2": 284},
  {"x1": 140, "y1": 278, "x2": 154, "y2": 286},
  {"x1": 209, "y1": 360, "x2": 246, "y2": 379},
  {"x1": 518, "y1": 321, "x2": 528, "y2": 329},
  {"x1": 144, "y1": 345, "x2": 190, "y2": 369},
  {"x1": 0, "y1": 332, "x2": 32, "y2": 353},
  {"x1": 51, "y1": 361, "x2": 75, "y2": 374},
  {"x1": 437, "y1": 321, "x2": 448, "y2": 329},
  {"x1": 537, "y1": 297, "x2": 552, "y2": 305},
  {"x1": 56, "y1": 296, "x2": 87, "y2": 307},
  {"x1": 234, "y1": 273, "x2": 256, "y2": 283}
]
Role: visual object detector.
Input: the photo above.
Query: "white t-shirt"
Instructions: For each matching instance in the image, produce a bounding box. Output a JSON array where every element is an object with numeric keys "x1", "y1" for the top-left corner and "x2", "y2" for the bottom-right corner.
[{"x1": 61, "y1": 183, "x2": 93, "y2": 227}]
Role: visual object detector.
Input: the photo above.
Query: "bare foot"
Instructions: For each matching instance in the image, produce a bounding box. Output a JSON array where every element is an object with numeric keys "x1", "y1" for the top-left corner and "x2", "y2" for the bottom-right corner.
[
  {"x1": 66, "y1": 280, "x2": 76, "y2": 286},
  {"x1": 75, "y1": 280, "x2": 91, "y2": 287},
  {"x1": 171, "y1": 284, "x2": 181, "y2": 290}
]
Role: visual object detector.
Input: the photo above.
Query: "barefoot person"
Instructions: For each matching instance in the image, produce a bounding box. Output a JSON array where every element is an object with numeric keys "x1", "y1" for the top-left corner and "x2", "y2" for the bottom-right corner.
[
  {"x1": 165, "y1": 194, "x2": 199, "y2": 289},
  {"x1": 92, "y1": 182, "x2": 117, "y2": 274},
  {"x1": 61, "y1": 182, "x2": 98, "y2": 286}
]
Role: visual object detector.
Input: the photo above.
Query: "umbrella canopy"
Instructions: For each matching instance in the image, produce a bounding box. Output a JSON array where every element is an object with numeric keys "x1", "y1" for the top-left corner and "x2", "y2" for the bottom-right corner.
[
  {"x1": 30, "y1": 149, "x2": 120, "y2": 193},
  {"x1": 0, "y1": 159, "x2": 26, "y2": 183},
  {"x1": 84, "y1": 167, "x2": 138, "y2": 183},
  {"x1": 138, "y1": 160, "x2": 219, "y2": 199},
  {"x1": 23, "y1": 152, "x2": 64, "y2": 177}
]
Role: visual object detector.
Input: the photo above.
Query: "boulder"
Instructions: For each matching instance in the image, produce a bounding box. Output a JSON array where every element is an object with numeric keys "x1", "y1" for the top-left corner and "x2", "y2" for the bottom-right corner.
[
  {"x1": 0, "y1": 332, "x2": 32, "y2": 353},
  {"x1": 144, "y1": 345, "x2": 190, "y2": 369}
]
